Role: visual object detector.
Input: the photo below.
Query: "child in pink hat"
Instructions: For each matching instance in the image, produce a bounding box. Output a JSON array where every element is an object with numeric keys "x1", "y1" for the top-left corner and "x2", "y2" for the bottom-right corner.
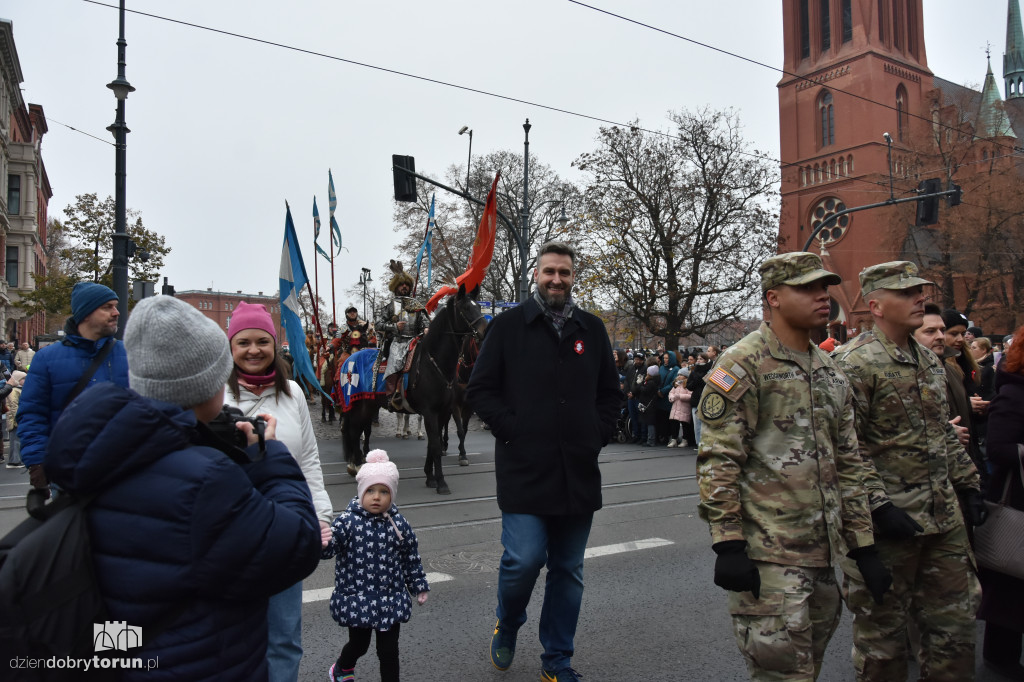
[{"x1": 323, "y1": 449, "x2": 430, "y2": 682}]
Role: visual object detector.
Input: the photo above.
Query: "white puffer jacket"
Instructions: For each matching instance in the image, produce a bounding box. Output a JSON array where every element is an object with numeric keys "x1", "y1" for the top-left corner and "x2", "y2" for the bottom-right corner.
[{"x1": 225, "y1": 380, "x2": 333, "y2": 523}]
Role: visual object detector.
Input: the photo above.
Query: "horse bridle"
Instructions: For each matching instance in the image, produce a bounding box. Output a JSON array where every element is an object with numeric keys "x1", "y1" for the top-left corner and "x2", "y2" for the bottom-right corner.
[{"x1": 417, "y1": 297, "x2": 486, "y2": 390}]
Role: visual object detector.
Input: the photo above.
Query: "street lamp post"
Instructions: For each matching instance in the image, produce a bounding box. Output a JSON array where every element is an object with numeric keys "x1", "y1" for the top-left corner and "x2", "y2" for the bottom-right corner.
[
  {"x1": 519, "y1": 119, "x2": 532, "y2": 303},
  {"x1": 458, "y1": 125, "x2": 473, "y2": 196},
  {"x1": 106, "y1": 0, "x2": 134, "y2": 338},
  {"x1": 359, "y1": 267, "x2": 372, "y2": 320}
]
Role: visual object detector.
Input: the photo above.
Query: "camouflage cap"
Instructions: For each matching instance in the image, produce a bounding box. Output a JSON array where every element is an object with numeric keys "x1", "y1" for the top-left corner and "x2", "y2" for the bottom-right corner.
[
  {"x1": 858, "y1": 261, "x2": 933, "y2": 296},
  {"x1": 759, "y1": 252, "x2": 842, "y2": 292}
]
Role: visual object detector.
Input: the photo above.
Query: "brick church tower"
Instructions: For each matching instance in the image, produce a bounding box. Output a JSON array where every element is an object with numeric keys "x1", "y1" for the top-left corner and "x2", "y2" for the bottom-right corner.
[{"x1": 778, "y1": 0, "x2": 932, "y2": 338}]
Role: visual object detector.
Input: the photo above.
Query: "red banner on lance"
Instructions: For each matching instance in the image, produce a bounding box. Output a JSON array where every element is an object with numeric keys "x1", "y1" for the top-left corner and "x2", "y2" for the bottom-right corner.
[{"x1": 426, "y1": 172, "x2": 501, "y2": 312}]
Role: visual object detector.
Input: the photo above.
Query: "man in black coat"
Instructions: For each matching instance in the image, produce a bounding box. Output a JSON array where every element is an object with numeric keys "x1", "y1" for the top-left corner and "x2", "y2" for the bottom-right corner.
[{"x1": 468, "y1": 241, "x2": 620, "y2": 682}]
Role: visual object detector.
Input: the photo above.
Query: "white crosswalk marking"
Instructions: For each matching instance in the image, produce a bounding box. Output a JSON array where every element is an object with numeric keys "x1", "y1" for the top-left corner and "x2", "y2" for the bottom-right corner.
[{"x1": 302, "y1": 538, "x2": 674, "y2": 603}]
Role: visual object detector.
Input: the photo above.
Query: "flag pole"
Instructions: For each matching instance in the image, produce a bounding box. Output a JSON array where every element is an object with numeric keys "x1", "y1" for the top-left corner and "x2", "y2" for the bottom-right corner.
[{"x1": 412, "y1": 209, "x2": 432, "y2": 297}]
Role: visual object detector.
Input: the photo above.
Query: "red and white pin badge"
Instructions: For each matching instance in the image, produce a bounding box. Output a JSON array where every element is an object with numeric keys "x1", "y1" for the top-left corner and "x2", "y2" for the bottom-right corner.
[{"x1": 574, "y1": 340, "x2": 585, "y2": 355}]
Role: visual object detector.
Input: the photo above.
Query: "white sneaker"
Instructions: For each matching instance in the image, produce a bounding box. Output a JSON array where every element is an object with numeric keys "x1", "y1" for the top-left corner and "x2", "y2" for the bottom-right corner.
[{"x1": 667, "y1": 439, "x2": 678, "y2": 448}]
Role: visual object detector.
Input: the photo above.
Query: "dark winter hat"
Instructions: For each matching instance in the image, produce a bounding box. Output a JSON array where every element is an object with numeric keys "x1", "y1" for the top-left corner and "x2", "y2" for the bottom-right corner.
[
  {"x1": 966, "y1": 326, "x2": 983, "y2": 337},
  {"x1": 125, "y1": 296, "x2": 232, "y2": 407},
  {"x1": 759, "y1": 252, "x2": 841, "y2": 293},
  {"x1": 71, "y1": 282, "x2": 118, "y2": 323},
  {"x1": 941, "y1": 308, "x2": 969, "y2": 331}
]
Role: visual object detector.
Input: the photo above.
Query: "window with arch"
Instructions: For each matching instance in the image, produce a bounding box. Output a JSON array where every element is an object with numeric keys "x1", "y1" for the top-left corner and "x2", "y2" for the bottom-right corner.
[
  {"x1": 799, "y1": 0, "x2": 810, "y2": 59},
  {"x1": 841, "y1": 0, "x2": 853, "y2": 43},
  {"x1": 841, "y1": 157, "x2": 848, "y2": 175},
  {"x1": 819, "y1": 90, "x2": 835, "y2": 146},
  {"x1": 830, "y1": 160, "x2": 838, "y2": 178},
  {"x1": 820, "y1": 0, "x2": 831, "y2": 52},
  {"x1": 896, "y1": 85, "x2": 908, "y2": 141}
]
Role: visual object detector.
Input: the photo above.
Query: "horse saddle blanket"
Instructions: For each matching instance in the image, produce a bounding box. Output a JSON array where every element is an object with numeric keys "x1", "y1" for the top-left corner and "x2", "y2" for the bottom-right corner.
[{"x1": 339, "y1": 348, "x2": 386, "y2": 411}]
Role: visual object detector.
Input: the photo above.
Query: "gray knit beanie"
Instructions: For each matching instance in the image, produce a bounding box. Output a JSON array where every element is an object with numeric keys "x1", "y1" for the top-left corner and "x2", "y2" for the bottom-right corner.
[{"x1": 125, "y1": 295, "x2": 232, "y2": 406}]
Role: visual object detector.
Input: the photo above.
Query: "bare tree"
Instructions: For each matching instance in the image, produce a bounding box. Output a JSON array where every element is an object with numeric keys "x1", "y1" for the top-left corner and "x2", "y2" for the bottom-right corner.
[
  {"x1": 572, "y1": 107, "x2": 779, "y2": 349},
  {"x1": 391, "y1": 151, "x2": 575, "y2": 304}
]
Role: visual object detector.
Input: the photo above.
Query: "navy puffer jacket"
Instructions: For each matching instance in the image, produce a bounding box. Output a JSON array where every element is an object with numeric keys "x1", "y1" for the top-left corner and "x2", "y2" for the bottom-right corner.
[
  {"x1": 322, "y1": 498, "x2": 429, "y2": 631},
  {"x1": 45, "y1": 383, "x2": 322, "y2": 681},
  {"x1": 18, "y1": 317, "x2": 129, "y2": 467}
]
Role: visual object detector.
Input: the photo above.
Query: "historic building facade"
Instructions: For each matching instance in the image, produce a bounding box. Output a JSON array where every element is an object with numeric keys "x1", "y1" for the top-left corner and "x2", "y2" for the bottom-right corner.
[
  {"x1": 779, "y1": 0, "x2": 1024, "y2": 337},
  {"x1": 175, "y1": 288, "x2": 285, "y2": 340},
  {"x1": 0, "y1": 19, "x2": 50, "y2": 345}
]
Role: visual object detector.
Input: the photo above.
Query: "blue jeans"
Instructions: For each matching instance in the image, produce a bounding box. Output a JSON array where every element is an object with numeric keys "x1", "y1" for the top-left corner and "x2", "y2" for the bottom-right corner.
[
  {"x1": 646, "y1": 424, "x2": 656, "y2": 445},
  {"x1": 267, "y1": 580, "x2": 303, "y2": 682},
  {"x1": 627, "y1": 398, "x2": 641, "y2": 439},
  {"x1": 497, "y1": 512, "x2": 594, "y2": 672}
]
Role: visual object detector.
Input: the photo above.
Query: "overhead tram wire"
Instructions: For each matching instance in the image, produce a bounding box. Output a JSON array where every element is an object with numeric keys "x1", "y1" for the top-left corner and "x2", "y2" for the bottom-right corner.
[
  {"x1": 566, "y1": 0, "x2": 1024, "y2": 159},
  {"x1": 78, "y1": 0, "x2": 1007, "y2": 215},
  {"x1": 78, "y1": 0, "x2": 912, "y2": 201},
  {"x1": 44, "y1": 116, "x2": 114, "y2": 146}
]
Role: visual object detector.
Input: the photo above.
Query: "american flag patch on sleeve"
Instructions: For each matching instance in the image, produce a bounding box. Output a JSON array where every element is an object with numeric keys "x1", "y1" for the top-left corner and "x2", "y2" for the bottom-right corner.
[{"x1": 707, "y1": 366, "x2": 739, "y2": 393}]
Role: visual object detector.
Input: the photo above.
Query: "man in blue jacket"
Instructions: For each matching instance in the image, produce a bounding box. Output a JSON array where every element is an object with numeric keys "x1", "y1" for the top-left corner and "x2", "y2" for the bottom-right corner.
[
  {"x1": 468, "y1": 241, "x2": 620, "y2": 682},
  {"x1": 18, "y1": 282, "x2": 129, "y2": 492}
]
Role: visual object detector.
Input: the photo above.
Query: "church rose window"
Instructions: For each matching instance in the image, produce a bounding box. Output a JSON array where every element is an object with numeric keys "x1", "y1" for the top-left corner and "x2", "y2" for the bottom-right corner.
[{"x1": 811, "y1": 196, "x2": 849, "y2": 245}]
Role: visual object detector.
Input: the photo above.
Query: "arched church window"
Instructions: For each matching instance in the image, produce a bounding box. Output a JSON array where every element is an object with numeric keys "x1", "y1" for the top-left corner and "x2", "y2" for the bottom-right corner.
[
  {"x1": 819, "y1": 90, "x2": 835, "y2": 147},
  {"x1": 841, "y1": 0, "x2": 853, "y2": 43},
  {"x1": 896, "y1": 85, "x2": 908, "y2": 141},
  {"x1": 820, "y1": 0, "x2": 831, "y2": 52}
]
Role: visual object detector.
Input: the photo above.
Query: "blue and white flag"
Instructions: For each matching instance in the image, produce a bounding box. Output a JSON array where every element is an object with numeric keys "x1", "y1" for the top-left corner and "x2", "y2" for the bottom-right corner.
[
  {"x1": 415, "y1": 193, "x2": 435, "y2": 290},
  {"x1": 313, "y1": 197, "x2": 330, "y2": 260},
  {"x1": 328, "y1": 169, "x2": 342, "y2": 256},
  {"x1": 338, "y1": 348, "x2": 386, "y2": 410},
  {"x1": 280, "y1": 202, "x2": 330, "y2": 400}
]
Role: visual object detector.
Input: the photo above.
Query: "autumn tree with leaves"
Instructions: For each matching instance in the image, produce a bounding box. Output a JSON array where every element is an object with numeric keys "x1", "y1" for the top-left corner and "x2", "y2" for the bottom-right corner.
[
  {"x1": 572, "y1": 107, "x2": 779, "y2": 349},
  {"x1": 17, "y1": 193, "x2": 170, "y2": 321}
]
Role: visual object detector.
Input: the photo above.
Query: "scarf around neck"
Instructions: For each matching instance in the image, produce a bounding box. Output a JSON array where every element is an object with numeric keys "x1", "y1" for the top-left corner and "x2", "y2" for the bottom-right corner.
[
  {"x1": 533, "y1": 290, "x2": 575, "y2": 335},
  {"x1": 237, "y1": 369, "x2": 276, "y2": 396}
]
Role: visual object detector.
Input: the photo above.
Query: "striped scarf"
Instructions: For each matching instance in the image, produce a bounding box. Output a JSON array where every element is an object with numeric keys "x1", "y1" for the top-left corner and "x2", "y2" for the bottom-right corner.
[{"x1": 533, "y1": 291, "x2": 575, "y2": 336}]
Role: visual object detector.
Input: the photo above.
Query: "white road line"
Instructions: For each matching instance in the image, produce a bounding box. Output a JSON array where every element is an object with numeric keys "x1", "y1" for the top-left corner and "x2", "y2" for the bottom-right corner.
[
  {"x1": 584, "y1": 537, "x2": 674, "y2": 559},
  {"x1": 303, "y1": 572, "x2": 454, "y2": 603},
  {"x1": 302, "y1": 539, "x2": 674, "y2": 603}
]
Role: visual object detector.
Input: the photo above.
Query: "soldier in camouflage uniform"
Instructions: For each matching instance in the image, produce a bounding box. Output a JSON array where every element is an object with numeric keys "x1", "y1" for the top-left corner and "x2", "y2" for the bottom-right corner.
[
  {"x1": 833, "y1": 261, "x2": 988, "y2": 682},
  {"x1": 697, "y1": 252, "x2": 892, "y2": 682}
]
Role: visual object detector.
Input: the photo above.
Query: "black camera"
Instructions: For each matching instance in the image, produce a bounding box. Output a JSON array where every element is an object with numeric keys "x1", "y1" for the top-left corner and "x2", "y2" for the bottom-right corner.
[{"x1": 207, "y1": 405, "x2": 266, "y2": 460}]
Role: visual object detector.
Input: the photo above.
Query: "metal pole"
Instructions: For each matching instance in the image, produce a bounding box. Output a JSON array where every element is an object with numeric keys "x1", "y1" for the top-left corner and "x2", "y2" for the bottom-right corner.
[
  {"x1": 466, "y1": 130, "x2": 473, "y2": 197},
  {"x1": 520, "y1": 119, "x2": 531, "y2": 303},
  {"x1": 107, "y1": 0, "x2": 133, "y2": 337}
]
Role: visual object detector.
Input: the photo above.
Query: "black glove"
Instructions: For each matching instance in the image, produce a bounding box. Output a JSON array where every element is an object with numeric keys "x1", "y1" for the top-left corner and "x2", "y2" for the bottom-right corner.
[
  {"x1": 871, "y1": 502, "x2": 924, "y2": 540},
  {"x1": 28, "y1": 464, "x2": 51, "y2": 499},
  {"x1": 959, "y1": 489, "x2": 989, "y2": 527},
  {"x1": 848, "y1": 545, "x2": 892, "y2": 605},
  {"x1": 712, "y1": 540, "x2": 760, "y2": 598}
]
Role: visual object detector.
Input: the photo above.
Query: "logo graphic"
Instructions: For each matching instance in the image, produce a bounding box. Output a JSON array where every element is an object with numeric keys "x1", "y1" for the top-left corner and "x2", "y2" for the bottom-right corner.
[
  {"x1": 574, "y1": 340, "x2": 584, "y2": 355},
  {"x1": 94, "y1": 621, "x2": 142, "y2": 652}
]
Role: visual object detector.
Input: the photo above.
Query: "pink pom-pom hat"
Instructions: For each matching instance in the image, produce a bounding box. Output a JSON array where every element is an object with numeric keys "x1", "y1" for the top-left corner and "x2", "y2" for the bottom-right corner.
[{"x1": 356, "y1": 449, "x2": 400, "y2": 505}]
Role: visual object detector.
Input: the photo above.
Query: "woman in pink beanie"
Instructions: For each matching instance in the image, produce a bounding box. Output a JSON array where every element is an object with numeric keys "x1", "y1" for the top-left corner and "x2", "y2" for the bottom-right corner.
[
  {"x1": 323, "y1": 449, "x2": 430, "y2": 682},
  {"x1": 223, "y1": 300, "x2": 333, "y2": 682}
]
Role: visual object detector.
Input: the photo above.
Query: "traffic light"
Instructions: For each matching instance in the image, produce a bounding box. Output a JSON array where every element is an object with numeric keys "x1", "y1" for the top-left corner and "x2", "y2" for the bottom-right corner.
[
  {"x1": 947, "y1": 182, "x2": 962, "y2": 207},
  {"x1": 392, "y1": 155, "x2": 417, "y2": 202},
  {"x1": 915, "y1": 178, "x2": 942, "y2": 226}
]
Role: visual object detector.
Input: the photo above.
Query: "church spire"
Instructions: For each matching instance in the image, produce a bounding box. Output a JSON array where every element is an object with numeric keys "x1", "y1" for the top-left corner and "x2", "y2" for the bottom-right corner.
[
  {"x1": 982, "y1": 56, "x2": 1017, "y2": 138},
  {"x1": 1005, "y1": 0, "x2": 1024, "y2": 98}
]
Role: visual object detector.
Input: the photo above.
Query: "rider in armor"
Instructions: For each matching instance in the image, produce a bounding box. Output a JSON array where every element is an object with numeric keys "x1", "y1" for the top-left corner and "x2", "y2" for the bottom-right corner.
[
  {"x1": 377, "y1": 261, "x2": 429, "y2": 408},
  {"x1": 337, "y1": 305, "x2": 374, "y2": 356}
]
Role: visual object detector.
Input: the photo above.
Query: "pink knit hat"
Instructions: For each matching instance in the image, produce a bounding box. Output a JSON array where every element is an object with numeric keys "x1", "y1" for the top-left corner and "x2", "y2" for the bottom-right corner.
[
  {"x1": 357, "y1": 449, "x2": 400, "y2": 506},
  {"x1": 227, "y1": 301, "x2": 276, "y2": 341}
]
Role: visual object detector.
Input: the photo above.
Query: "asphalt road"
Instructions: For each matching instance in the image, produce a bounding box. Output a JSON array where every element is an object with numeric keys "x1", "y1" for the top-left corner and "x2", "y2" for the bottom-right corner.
[{"x1": 0, "y1": 416, "x2": 1011, "y2": 681}]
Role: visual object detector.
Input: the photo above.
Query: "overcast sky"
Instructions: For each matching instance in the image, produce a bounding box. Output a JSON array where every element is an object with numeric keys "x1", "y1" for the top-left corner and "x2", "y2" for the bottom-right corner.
[{"x1": 1, "y1": 0, "x2": 1011, "y2": 313}]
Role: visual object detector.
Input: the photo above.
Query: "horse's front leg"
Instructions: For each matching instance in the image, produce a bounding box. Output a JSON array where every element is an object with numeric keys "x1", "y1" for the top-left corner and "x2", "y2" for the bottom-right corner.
[{"x1": 426, "y1": 411, "x2": 450, "y2": 495}]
